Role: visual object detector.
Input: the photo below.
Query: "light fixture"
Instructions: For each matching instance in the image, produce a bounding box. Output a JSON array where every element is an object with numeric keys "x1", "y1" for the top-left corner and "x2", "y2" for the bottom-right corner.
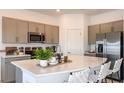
[{"x1": 56, "y1": 9, "x2": 60, "y2": 12}]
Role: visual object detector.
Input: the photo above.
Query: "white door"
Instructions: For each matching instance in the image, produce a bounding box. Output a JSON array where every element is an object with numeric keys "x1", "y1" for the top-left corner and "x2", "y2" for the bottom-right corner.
[{"x1": 66, "y1": 28, "x2": 82, "y2": 55}]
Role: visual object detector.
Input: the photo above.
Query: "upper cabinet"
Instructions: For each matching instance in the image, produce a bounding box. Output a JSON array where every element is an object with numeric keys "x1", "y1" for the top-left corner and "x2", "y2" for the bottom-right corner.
[
  {"x1": 45, "y1": 25, "x2": 59, "y2": 44},
  {"x1": 2, "y1": 17, "x2": 28, "y2": 43},
  {"x1": 16, "y1": 20, "x2": 28, "y2": 43},
  {"x1": 112, "y1": 20, "x2": 123, "y2": 32},
  {"x1": 88, "y1": 24, "x2": 100, "y2": 44},
  {"x1": 88, "y1": 20, "x2": 123, "y2": 44},
  {"x1": 100, "y1": 22, "x2": 112, "y2": 33},
  {"x1": 52, "y1": 26, "x2": 59, "y2": 44},
  {"x1": 2, "y1": 17, "x2": 59, "y2": 44},
  {"x1": 100, "y1": 20, "x2": 123, "y2": 33},
  {"x1": 45, "y1": 25, "x2": 52, "y2": 43},
  {"x1": 29, "y1": 22, "x2": 44, "y2": 34},
  {"x1": 2, "y1": 17, "x2": 17, "y2": 43}
]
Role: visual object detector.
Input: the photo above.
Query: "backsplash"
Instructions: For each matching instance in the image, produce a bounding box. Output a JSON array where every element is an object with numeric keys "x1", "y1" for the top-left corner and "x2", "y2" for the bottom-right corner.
[{"x1": 0, "y1": 43, "x2": 59, "y2": 50}]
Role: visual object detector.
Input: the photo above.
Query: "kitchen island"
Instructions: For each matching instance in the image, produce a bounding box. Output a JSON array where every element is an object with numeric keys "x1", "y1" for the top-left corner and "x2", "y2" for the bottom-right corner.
[{"x1": 12, "y1": 55, "x2": 107, "y2": 83}]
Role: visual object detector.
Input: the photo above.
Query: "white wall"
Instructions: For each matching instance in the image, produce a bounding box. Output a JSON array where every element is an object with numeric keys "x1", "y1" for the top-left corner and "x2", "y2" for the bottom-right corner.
[
  {"x1": 59, "y1": 14, "x2": 89, "y2": 54},
  {"x1": 0, "y1": 9, "x2": 60, "y2": 50},
  {"x1": 90, "y1": 10, "x2": 123, "y2": 25}
]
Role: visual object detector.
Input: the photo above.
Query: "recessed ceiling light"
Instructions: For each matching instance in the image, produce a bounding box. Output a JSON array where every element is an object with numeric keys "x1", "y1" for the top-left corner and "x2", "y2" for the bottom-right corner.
[{"x1": 56, "y1": 9, "x2": 60, "y2": 12}]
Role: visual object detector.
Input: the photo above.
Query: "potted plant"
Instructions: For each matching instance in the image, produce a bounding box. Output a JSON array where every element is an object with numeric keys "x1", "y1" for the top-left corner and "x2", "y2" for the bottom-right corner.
[{"x1": 34, "y1": 49, "x2": 54, "y2": 67}]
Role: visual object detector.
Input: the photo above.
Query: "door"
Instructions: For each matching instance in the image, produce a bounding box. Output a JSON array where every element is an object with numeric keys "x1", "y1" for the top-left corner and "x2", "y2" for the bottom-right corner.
[
  {"x1": 16, "y1": 20, "x2": 28, "y2": 43},
  {"x1": 106, "y1": 32, "x2": 120, "y2": 58},
  {"x1": 96, "y1": 33, "x2": 105, "y2": 57},
  {"x1": 52, "y1": 26, "x2": 59, "y2": 44},
  {"x1": 112, "y1": 20, "x2": 123, "y2": 32},
  {"x1": 88, "y1": 25, "x2": 100, "y2": 44},
  {"x1": 29, "y1": 22, "x2": 39, "y2": 33},
  {"x1": 66, "y1": 29, "x2": 82, "y2": 55},
  {"x1": 5, "y1": 62, "x2": 16, "y2": 82},
  {"x1": 100, "y1": 22, "x2": 112, "y2": 33},
  {"x1": 2, "y1": 17, "x2": 17, "y2": 43},
  {"x1": 29, "y1": 22, "x2": 45, "y2": 33},
  {"x1": 45, "y1": 25, "x2": 52, "y2": 43},
  {"x1": 37, "y1": 23, "x2": 45, "y2": 34}
]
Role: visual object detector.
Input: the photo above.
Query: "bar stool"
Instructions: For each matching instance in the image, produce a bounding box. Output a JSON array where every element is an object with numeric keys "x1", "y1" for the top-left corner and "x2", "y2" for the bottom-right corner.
[
  {"x1": 108, "y1": 58, "x2": 123, "y2": 83},
  {"x1": 68, "y1": 68, "x2": 90, "y2": 83},
  {"x1": 88, "y1": 61, "x2": 111, "y2": 83}
]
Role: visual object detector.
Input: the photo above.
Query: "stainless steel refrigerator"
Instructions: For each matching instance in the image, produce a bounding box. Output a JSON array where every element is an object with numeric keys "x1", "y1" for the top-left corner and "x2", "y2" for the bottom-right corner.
[{"x1": 96, "y1": 31, "x2": 123, "y2": 81}]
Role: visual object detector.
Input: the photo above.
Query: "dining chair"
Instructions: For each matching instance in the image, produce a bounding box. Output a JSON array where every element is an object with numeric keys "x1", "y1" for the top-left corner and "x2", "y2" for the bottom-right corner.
[
  {"x1": 68, "y1": 68, "x2": 90, "y2": 83},
  {"x1": 88, "y1": 61, "x2": 111, "y2": 83},
  {"x1": 108, "y1": 58, "x2": 123, "y2": 83}
]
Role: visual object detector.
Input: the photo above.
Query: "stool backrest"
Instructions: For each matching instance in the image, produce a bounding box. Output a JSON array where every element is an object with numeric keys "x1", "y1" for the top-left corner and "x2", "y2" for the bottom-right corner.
[
  {"x1": 68, "y1": 68, "x2": 90, "y2": 83},
  {"x1": 98, "y1": 62, "x2": 111, "y2": 81},
  {"x1": 113, "y1": 58, "x2": 123, "y2": 73}
]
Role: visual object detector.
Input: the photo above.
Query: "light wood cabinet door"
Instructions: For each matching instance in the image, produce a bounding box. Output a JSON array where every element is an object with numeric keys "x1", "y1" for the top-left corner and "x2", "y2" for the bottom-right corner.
[
  {"x1": 52, "y1": 26, "x2": 59, "y2": 44},
  {"x1": 45, "y1": 25, "x2": 52, "y2": 43},
  {"x1": 88, "y1": 25, "x2": 100, "y2": 44},
  {"x1": 29, "y1": 22, "x2": 39, "y2": 33},
  {"x1": 100, "y1": 22, "x2": 112, "y2": 33},
  {"x1": 2, "y1": 17, "x2": 17, "y2": 43},
  {"x1": 112, "y1": 20, "x2": 123, "y2": 32},
  {"x1": 37, "y1": 23, "x2": 45, "y2": 34},
  {"x1": 16, "y1": 20, "x2": 28, "y2": 43},
  {"x1": 29, "y1": 22, "x2": 45, "y2": 33},
  {"x1": 45, "y1": 25, "x2": 59, "y2": 44}
]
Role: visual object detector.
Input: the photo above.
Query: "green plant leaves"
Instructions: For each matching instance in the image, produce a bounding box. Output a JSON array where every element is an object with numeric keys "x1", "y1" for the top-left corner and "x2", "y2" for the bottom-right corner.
[{"x1": 34, "y1": 49, "x2": 54, "y2": 60}]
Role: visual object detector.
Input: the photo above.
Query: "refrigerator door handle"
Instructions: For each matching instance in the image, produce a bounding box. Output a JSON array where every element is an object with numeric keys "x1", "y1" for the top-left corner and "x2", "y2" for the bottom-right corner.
[{"x1": 103, "y1": 39, "x2": 107, "y2": 57}]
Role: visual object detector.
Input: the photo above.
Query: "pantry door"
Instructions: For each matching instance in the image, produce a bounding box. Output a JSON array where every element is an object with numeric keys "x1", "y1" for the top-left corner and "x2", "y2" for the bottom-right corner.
[{"x1": 66, "y1": 28, "x2": 82, "y2": 55}]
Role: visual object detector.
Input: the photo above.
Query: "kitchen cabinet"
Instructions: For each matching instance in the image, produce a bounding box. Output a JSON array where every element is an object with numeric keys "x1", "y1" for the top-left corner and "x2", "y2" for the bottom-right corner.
[
  {"x1": 4, "y1": 62, "x2": 16, "y2": 82},
  {"x1": 52, "y1": 26, "x2": 59, "y2": 44},
  {"x1": 112, "y1": 20, "x2": 123, "y2": 32},
  {"x1": 1, "y1": 56, "x2": 31, "y2": 83},
  {"x1": 100, "y1": 22, "x2": 112, "y2": 33},
  {"x1": 100, "y1": 20, "x2": 123, "y2": 33},
  {"x1": 45, "y1": 25, "x2": 52, "y2": 43},
  {"x1": 45, "y1": 25, "x2": 59, "y2": 44},
  {"x1": 16, "y1": 20, "x2": 28, "y2": 43},
  {"x1": 88, "y1": 24, "x2": 100, "y2": 44},
  {"x1": 2, "y1": 17, "x2": 59, "y2": 44},
  {"x1": 88, "y1": 20, "x2": 123, "y2": 45},
  {"x1": 2, "y1": 17, "x2": 17, "y2": 43},
  {"x1": 29, "y1": 22, "x2": 45, "y2": 33},
  {"x1": 2, "y1": 17, "x2": 29, "y2": 43}
]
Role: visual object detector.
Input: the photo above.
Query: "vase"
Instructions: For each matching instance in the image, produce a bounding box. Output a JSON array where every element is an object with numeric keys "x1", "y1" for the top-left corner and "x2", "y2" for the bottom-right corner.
[{"x1": 39, "y1": 60, "x2": 48, "y2": 67}]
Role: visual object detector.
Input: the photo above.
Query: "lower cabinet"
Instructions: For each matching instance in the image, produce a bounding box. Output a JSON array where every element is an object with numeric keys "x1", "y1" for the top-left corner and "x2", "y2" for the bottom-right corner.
[
  {"x1": 4, "y1": 62, "x2": 16, "y2": 82},
  {"x1": 1, "y1": 56, "x2": 31, "y2": 83}
]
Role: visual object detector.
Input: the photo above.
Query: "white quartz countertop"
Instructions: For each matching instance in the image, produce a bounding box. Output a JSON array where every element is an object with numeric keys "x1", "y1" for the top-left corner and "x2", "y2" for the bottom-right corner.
[{"x1": 12, "y1": 55, "x2": 107, "y2": 77}]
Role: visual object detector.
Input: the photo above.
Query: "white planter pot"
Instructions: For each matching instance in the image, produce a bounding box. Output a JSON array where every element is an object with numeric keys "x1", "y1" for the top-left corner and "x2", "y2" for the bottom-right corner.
[{"x1": 40, "y1": 60, "x2": 48, "y2": 67}]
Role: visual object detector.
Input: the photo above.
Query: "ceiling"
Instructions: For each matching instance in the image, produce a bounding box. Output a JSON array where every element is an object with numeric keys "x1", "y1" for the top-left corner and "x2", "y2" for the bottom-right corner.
[{"x1": 28, "y1": 9, "x2": 118, "y2": 16}]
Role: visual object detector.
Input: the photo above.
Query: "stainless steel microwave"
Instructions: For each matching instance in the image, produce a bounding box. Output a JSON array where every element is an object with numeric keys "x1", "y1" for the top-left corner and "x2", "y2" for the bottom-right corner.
[{"x1": 28, "y1": 32, "x2": 45, "y2": 43}]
